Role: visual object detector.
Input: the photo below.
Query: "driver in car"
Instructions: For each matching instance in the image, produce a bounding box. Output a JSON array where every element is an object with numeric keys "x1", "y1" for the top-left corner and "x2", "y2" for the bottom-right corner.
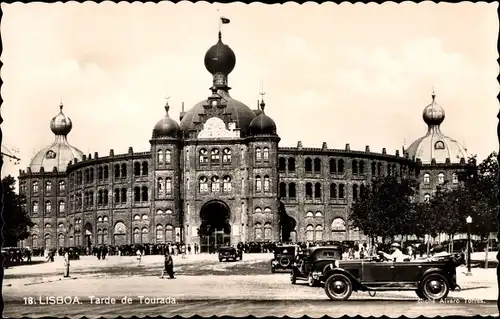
[
  {"x1": 427, "y1": 245, "x2": 450, "y2": 260},
  {"x1": 378, "y1": 243, "x2": 406, "y2": 262}
]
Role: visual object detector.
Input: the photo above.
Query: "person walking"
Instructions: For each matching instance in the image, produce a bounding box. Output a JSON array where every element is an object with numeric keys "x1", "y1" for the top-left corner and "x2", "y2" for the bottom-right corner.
[
  {"x1": 63, "y1": 249, "x2": 70, "y2": 278},
  {"x1": 136, "y1": 248, "x2": 142, "y2": 266},
  {"x1": 161, "y1": 251, "x2": 175, "y2": 279}
]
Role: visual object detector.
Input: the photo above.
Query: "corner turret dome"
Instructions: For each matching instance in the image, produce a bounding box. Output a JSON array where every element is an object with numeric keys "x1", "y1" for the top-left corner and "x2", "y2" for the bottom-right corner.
[
  {"x1": 152, "y1": 103, "x2": 180, "y2": 139},
  {"x1": 249, "y1": 100, "x2": 277, "y2": 136},
  {"x1": 29, "y1": 103, "x2": 83, "y2": 173},
  {"x1": 406, "y1": 93, "x2": 467, "y2": 164}
]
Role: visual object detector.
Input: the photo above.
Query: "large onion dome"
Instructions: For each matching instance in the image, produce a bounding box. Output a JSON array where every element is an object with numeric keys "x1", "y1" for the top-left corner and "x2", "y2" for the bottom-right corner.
[
  {"x1": 249, "y1": 100, "x2": 277, "y2": 136},
  {"x1": 406, "y1": 93, "x2": 467, "y2": 164},
  {"x1": 204, "y1": 32, "x2": 236, "y2": 75},
  {"x1": 152, "y1": 102, "x2": 180, "y2": 138},
  {"x1": 29, "y1": 103, "x2": 83, "y2": 172}
]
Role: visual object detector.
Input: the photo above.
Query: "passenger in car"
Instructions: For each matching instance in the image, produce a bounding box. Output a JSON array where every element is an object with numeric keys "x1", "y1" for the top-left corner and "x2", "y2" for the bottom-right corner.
[
  {"x1": 427, "y1": 245, "x2": 450, "y2": 261},
  {"x1": 378, "y1": 243, "x2": 408, "y2": 262}
]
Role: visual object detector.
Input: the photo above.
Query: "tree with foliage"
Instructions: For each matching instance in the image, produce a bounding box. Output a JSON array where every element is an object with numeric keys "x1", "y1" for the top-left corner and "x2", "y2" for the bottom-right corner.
[
  {"x1": 1, "y1": 175, "x2": 34, "y2": 247},
  {"x1": 350, "y1": 176, "x2": 419, "y2": 242}
]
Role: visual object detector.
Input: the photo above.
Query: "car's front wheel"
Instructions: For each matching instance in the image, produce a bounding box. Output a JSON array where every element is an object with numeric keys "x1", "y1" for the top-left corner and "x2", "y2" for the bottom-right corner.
[
  {"x1": 324, "y1": 273, "x2": 353, "y2": 301},
  {"x1": 420, "y1": 274, "x2": 449, "y2": 300}
]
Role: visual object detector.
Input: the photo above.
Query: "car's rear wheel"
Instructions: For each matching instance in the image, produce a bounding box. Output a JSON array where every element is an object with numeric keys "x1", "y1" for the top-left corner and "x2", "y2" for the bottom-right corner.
[
  {"x1": 420, "y1": 274, "x2": 449, "y2": 300},
  {"x1": 290, "y1": 270, "x2": 296, "y2": 284},
  {"x1": 325, "y1": 274, "x2": 353, "y2": 301}
]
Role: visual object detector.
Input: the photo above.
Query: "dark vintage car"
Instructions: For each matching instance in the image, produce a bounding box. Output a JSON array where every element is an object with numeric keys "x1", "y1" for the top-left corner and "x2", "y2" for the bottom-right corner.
[
  {"x1": 218, "y1": 246, "x2": 243, "y2": 262},
  {"x1": 322, "y1": 252, "x2": 465, "y2": 301},
  {"x1": 290, "y1": 245, "x2": 343, "y2": 287},
  {"x1": 271, "y1": 245, "x2": 298, "y2": 273}
]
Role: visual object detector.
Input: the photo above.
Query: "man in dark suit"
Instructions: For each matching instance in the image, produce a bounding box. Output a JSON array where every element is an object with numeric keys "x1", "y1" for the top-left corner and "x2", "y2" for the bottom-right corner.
[{"x1": 162, "y1": 251, "x2": 175, "y2": 279}]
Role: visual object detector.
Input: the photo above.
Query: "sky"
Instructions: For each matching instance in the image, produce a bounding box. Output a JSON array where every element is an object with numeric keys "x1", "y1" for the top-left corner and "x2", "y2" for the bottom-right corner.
[{"x1": 1, "y1": 1, "x2": 499, "y2": 185}]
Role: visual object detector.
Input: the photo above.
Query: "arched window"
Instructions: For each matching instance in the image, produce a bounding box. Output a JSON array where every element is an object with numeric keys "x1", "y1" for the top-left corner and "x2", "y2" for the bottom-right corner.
[
  {"x1": 306, "y1": 225, "x2": 314, "y2": 241},
  {"x1": 314, "y1": 183, "x2": 321, "y2": 198},
  {"x1": 279, "y1": 157, "x2": 286, "y2": 171},
  {"x1": 435, "y1": 141, "x2": 445, "y2": 150},
  {"x1": 97, "y1": 229, "x2": 103, "y2": 245},
  {"x1": 387, "y1": 163, "x2": 392, "y2": 176},
  {"x1": 156, "y1": 209, "x2": 163, "y2": 215},
  {"x1": 84, "y1": 169, "x2": 89, "y2": 183},
  {"x1": 165, "y1": 225, "x2": 174, "y2": 243},
  {"x1": 315, "y1": 211, "x2": 323, "y2": 217},
  {"x1": 289, "y1": 183, "x2": 296, "y2": 199},
  {"x1": 279, "y1": 182, "x2": 287, "y2": 198},
  {"x1": 158, "y1": 149, "x2": 164, "y2": 164},
  {"x1": 371, "y1": 162, "x2": 376, "y2": 175},
  {"x1": 134, "y1": 214, "x2": 141, "y2": 220},
  {"x1": 360, "y1": 184, "x2": 366, "y2": 199},
  {"x1": 98, "y1": 216, "x2": 103, "y2": 222},
  {"x1": 141, "y1": 227, "x2": 148, "y2": 243},
  {"x1": 32, "y1": 181, "x2": 39, "y2": 193},
  {"x1": 142, "y1": 186, "x2": 148, "y2": 201},
  {"x1": 264, "y1": 207, "x2": 272, "y2": 214},
  {"x1": 211, "y1": 149, "x2": 220, "y2": 164},
  {"x1": 157, "y1": 177, "x2": 164, "y2": 193},
  {"x1": 89, "y1": 191, "x2": 94, "y2": 206},
  {"x1": 156, "y1": 225, "x2": 164, "y2": 243},
  {"x1": 45, "y1": 201, "x2": 51, "y2": 213},
  {"x1": 165, "y1": 178, "x2": 172, "y2": 195},
  {"x1": 315, "y1": 225, "x2": 323, "y2": 241},
  {"x1": 255, "y1": 175, "x2": 262, "y2": 192},
  {"x1": 338, "y1": 159, "x2": 345, "y2": 173},
  {"x1": 305, "y1": 183, "x2": 313, "y2": 199},
  {"x1": 103, "y1": 166, "x2": 109, "y2": 180},
  {"x1": 134, "y1": 187, "x2": 141, "y2": 201},
  {"x1": 44, "y1": 233, "x2": 51, "y2": 248},
  {"x1": 305, "y1": 158, "x2": 312, "y2": 172},
  {"x1": 330, "y1": 183, "x2": 337, "y2": 199},
  {"x1": 423, "y1": 173, "x2": 430, "y2": 184},
  {"x1": 142, "y1": 162, "x2": 148, "y2": 175},
  {"x1": 359, "y1": 161, "x2": 365, "y2": 174},
  {"x1": 263, "y1": 176, "x2": 270, "y2": 192},
  {"x1": 306, "y1": 211, "x2": 314, "y2": 217},
  {"x1": 103, "y1": 190, "x2": 109, "y2": 204},
  {"x1": 121, "y1": 188, "x2": 127, "y2": 203},
  {"x1": 255, "y1": 207, "x2": 262, "y2": 214},
  {"x1": 165, "y1": 209, "x2": 172, "y2": 214},
  {"x1": 288, "y1": 158, "x2": 296, "y2": 171},
  {"x1": 199, "y1": 149, "x2": 208, "y2": 164},
  {"x1": 254, "y1": 223, "x2": 263, "y2": 241},
  {"x1": 103, "y1": 216, "x2": 109, "y2": 222},
  {"x1": 199, "y1": 176, "x2": 208, "y2": 193},
  {"x1": 134, "y1": 162, "x2": 141, "y2": 176},
  {"x1": 45, "y1": 181, "x2": 52, "y2": 192},
  {"x1": 331, "y1": 218, "x2": 346, "y2": 232},
  {"x1": 59, "y1": 200, "x2": 65, "y2": 212},
  {"x1": 211, "y1": 176, "x2": 220, "y2": 192},
  {"x1": 98, "y1": 167, "x2": 103, "y2": 180},
  {"x1": 142, "y1": 214, "x2": 148, "y2": 220},
  {"x1": 103, "y1": 228, "x2": 109, "y2": 244},
  {"x1": 114, "y1": 189, "x2": 120, "y2": 203},
  {"x1": 264, "y1": 222, "x2": 272, "y2": 240},
  {"x1": 255, "y1": 147, "x2": 262, "y2": 161},
  {"x1": 438, "y1": 173, "x2": 445, "y2": 184},
  {"x1": 223, "y1": 176, "x2": 232, "y2": 192},
  {"x1": 314, "y1": 158, "x2": 321, "y2": 173},
  {"x1": 121, "y1": 164, "x2": 127, "y2": 178},
  {"x1": 98, "y1": 190, "x2": 103, "y2": 205},
  {"x1": 45, "y1": 223, "x2": 51, "y2": 229},
  {"x1": 329, "y1": 158, "x2": 337, "y2": 173},
  {"x1": 114, "y1": 221, "x2": 126, "y2": 234},
  {"x1": 263, "y1": 147, "x2": 270, "y2": 161},
  {"x1": 377, "y1": 162, "x2": 382, "y2": 175},
  {"x1": 222, "y1": 148, "x2": 232, "y2": 163},
  {"x1": 424, "y1": 193, "x2": 431, "y2": 202},
  {"x1": 165, "y1": 150, "x2": 172, "y2": 164},
  {"x1": 134, "y1": 227, "x2": 141, "y2": 243},
  {"x1": 90, "y1": 168, "x2": 94, "y2": 182},
  {"x1": 452, "y1": 173, "x2": 458, "y2": 183},
  {"x1": 352, "y1": 160, "x2": 358, "y2": 174},
  {"x1": 339, "y1": 184, "x2": 345, "y2": 199},
  {"x1": 353, "y1": 184, "x2": 358, "y2": 200}
]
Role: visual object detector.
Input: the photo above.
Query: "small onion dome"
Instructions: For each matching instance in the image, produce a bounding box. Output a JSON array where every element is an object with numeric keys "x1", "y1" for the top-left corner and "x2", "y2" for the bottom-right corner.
[
  {"x1": 153, "y1": 104, "x2": 180, "y2": 138},
  {"x1": 204, "y1": 32, "x2": 236, "y2": 75},
  {"x1": 248, "y1": 100, "x2": 277, "y2": 136},
  {"x1": 422, "y1": 93, "x2": 445, "y2": 126},
  {"x1": 50, "y1": 103, "x2": 73, "y2": 135}
]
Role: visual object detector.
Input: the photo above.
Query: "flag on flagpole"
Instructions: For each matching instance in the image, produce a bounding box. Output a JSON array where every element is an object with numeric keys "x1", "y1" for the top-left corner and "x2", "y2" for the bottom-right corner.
[{"x1": 221, "y1": 17, "x2": 230, "y2": 24}]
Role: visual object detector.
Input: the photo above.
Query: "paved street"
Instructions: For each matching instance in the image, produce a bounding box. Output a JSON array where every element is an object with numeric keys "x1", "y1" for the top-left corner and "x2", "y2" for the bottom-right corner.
[{"x1": 3, "y1": 253, "x2": 498, "y2": 317}]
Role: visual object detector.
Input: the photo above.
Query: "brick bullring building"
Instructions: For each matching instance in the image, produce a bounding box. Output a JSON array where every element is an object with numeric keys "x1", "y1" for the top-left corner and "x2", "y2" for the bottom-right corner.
[{"x1": 18, "y1": 32, "x2": 470, "y2": 251}]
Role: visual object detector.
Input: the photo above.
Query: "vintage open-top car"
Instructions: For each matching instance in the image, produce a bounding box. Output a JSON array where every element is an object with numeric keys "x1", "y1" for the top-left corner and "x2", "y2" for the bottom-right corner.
[
  {"x1": 271, "y1": 244, "x2": 298, "y2": 273},
  {"x1": 290, "y1": 245, "x2": 343, "y2": 287},
  {"x1": 218, "y1": 246, "x2": 243, "y2": 262},
  {"x1": 322, "y1": 252, "x2": 465, "y2": 301}
]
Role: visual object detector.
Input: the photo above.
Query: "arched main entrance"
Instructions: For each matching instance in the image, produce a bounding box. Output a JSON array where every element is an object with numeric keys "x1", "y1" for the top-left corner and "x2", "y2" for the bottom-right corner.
[{"x1": 199, "y1": 200, "x2": 231, "y2": 253}]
